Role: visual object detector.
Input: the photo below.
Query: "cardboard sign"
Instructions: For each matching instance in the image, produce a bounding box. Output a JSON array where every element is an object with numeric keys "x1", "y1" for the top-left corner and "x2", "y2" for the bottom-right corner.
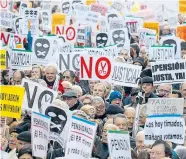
[
  {"x1": 0, "y1": 0, "x2": 8, "y2": 10},
  {"x1": 65, "y1": 116, "x2": 97, "y2": 159},
  {"x1": 41, "y1": 10, "x2": 51, "y2": 31},
  {"x1": 143, "y1": 22, "x2": 159, "y2": 39},
  {"x1": 52, "y1": 13, "x2": 66, "y2": 34},
  {"x1": 146, "y1": 98, "x2": 184, "y2": 115},
  {"x1": 0, "y1": 49, "x2": 6, "y2": 70},
  {"x1": 32, "y1": 112, "x2": 50, "y2": 158},
  {"x1": 10, "y1": 49, "x2": 32, "y2": 70},
  {"x1": 144, "y1": 33, "x2": 156, "y2": 51},
  {"x1": 80, "y1": 55, "x2": 111, "y2": 80},
  {"x1": 144, "y1": 115, "x2": 185, "y2": 145},
  {"x1": 110, "y1": 62, "x2": 142, "y2": 87},
  {"x1": 0, "y1": 11, "x2": 13, "y2": 28},
  {"x1": 91, "y1": 3, "x2": 108, "y2": 16},
  {"x1": 58, "y1": 52, "x2": 80, "y2": 72},
  {"x1": 107, "y1": 130, "x2": 131, "y2": 159},
  {"x1": 179, "y1": 0, "x2": 186, "y2": 14},
  {"x1": 0, "y1": 86, "x2": 25, "y2": 118},
  {"x1": 21, "y1": 8, "x2": 39, "y2": 35},
  {"x1": 32, "y1": 36, "x2": 59, "y2": 65},
  {"x1": 176, "y1": 25, "x2": 186, "y2": 41},
  {"x1": 151, "y1": 60, "x2": 186, "y2": 85},
  {"x1": 42, "y1": 104, "x2": 72, "y2": 149},
  {"x1": 21, "y1": 78, "x2": 58, "y2": 113},
  {"x1": 138, "y1": 28, "x2": 156, "y2": 47},
  {"x1": 160, "y1": 36, "x2": 181, "y2": 60},
  {"x1": 149, "y1": 45, "x2": 175, "y2": 61}
]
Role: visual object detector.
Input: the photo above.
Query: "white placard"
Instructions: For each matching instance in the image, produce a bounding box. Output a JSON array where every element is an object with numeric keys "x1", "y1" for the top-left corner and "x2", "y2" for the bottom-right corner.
[
  {"x1": 146, "y1": 98, "x2": 184, "y2": 115},
  {"x1": 21, "y1": 78, "x2": 58, "y2": 113},
  {"x1": 107, "y1": 130, "x2": 131, "y2": 159},
  {"x1": 151, "y1": 60, "x2": 186, "y2": 85},
  {"x1": 65, "y1": 116, "x2": 97, "y2": 159},
  {"x1": 0, "y1": 11, "x2": 13, "y2": 28},
  {"x1": 32, "y1": 112, "x2": 50, "y2": 158},
  {"x1": 144, "y1": 116, "x2": 185, "y2": 145},
  {"x1": 144, "y1": 33, "x2": 156, "y2": 51},
  {"x1": 10, "y1": 49, "x2": 32, "y2": 70},
  {"x1": 41, "y1": 10, "x2": 51, "y2": 31}
]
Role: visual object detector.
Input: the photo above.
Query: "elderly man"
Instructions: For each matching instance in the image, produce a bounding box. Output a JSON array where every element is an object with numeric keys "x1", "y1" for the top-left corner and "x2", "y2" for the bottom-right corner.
[
  {"x1": 62, "y1": 81, "x2": 72, "y2": 93},
  {"x1": 12, "y1": 71, "x2": 25, "y2": 85},
  {"x1": 134, "y1": 131, "x2": 146, "y2": 154},
  {"x1": 62, "y1": 70, "x2": 76, "y2": 84},
  {"x1": 124, "y1": 107, "x2": 135, "y2": 133},
  {"x1": 157, "y1": 84, "x2": 172, "y2": 98}
]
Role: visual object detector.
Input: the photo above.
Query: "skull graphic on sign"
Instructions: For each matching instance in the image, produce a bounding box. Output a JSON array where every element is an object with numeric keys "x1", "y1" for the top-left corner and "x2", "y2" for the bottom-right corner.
[
  {"x1": 107, "y1": 13, "x2": 118, "y2": 23},
  {"x1": 112, "y1": 30, "x2": 125, "y2": 47},
  {"x1": 62, "y1": 1, "x2": 70, "y2": 14},
  {"x1": 96, "y1": 33, "x2": 108, "y2": 47},
  {"x1": 34, "y1": 38, "x2": 50, "y2": 59}
]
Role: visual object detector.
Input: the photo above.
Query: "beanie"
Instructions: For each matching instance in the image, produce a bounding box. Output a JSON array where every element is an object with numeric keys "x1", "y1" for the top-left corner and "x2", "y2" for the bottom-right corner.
[
  {"x1": 106, "y1": 104, "x2": 124, "y2": 115},
  {"x1": 109, "y1": 91, "x2": 122, "y2": 104},
  {"x1": 133, "y1": 57, "x2": 144, "y2": 67},
  {"x1": 141, "y1": 76, "x2": 153, "y2": 85},
  {"x1": 17, "y1": 131, "x2": 31, "y2": 143}
]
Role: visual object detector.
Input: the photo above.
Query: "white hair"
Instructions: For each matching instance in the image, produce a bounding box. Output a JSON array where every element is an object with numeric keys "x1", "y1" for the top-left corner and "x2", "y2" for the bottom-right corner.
[
  {"x1": 91, "y1": 96, "x2": 104, "y2": 104},
  {"x1": 52, "y1": 99, "x2": 69, "y2": 110},
  {"x1": 44, "y1": 63, "x2": 59, "y2": 74},
  {"x1": 72, "y1": 85, "x2": 83, "y2": 97}
]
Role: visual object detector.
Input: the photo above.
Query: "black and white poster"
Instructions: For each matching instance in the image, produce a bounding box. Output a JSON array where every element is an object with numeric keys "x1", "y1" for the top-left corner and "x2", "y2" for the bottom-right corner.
[
  {"x1": 21, "y1": 78, "x2": 58, "y2": 113},
  {"x1": 32, "y1": 36, "x2": 59, "y2": 65},
  {"x1": 19, "y1": 1, "x2": 28, "y2": 17},
  {"x1": 0, "y1": 11, "x2": 13, "y2": 28},
  {"x1": 41, "y1": 10, "x2": 51, "y2": 31},
  {"x1": 42, "y1": 104, "x2": 72, "y2": 149},
  {"x1": 96, "y1": 32, "x2": 109, "y2": 48},
  {"x1": 14, "y1": 17, "x2": 22, "y2": 34}
]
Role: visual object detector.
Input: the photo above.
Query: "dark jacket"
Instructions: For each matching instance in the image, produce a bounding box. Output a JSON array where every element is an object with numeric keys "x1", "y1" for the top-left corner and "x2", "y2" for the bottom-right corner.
[
  {"x1": 144, "y1": 92, "x2": 158, "y2": 103},
  {"x1": 69, "y1": 100, "x2": 83, "y2": 111}
]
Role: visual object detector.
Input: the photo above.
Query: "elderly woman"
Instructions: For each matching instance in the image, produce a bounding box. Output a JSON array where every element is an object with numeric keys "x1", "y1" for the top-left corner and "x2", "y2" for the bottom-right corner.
[
  {"x1": 79, "y1": 95, "x2": 93, "y2": 105},
  {"x1": 31, "y1": 65, "x2": 43, "y2": 79}
]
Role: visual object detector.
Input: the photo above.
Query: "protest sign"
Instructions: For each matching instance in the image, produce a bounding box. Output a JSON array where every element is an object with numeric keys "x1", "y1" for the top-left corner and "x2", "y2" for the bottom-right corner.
[
  {"x1": 14, "y1": 17, "x2": 23, "y2": 34},
  {"x1": 151, "y1": 60, "x2": 186, "y2": 85},
  {"x1": 0, "y1": 11, "x2": 13, "y2": 28},
  {"x1": 0, "y1": 49, "x2": 6, "y2": 70},
  {"x1": 111, "y1": 0, "x2": 125, "y2": 14},
  {"x1": 125, "y1": 16, "x2": 143, "y2": 31},
  {"x1": 109, "y1": 19, "x2": 125, "y2": 30},
  {"x1": 176, "y1": 25, "x2": 186, "y2": 41},
  {"x1": 0, "y1": 85, "x2": 25, "y2": 118},
  {"x1": 99, "y1": 17, "x2": 108, "y2": 32},
  {"x1": 144, "y1": 115, "x2": 185, "y2": 145},
  {"x1": 32, "y1": 36, "x2": 58, "y2": 65},
  {"x1": 144, "y1": 33, "x2": 156, "y2": 51},
  {"x1": 65, "y1": 116, "x2": 97, "y2": 159},
  {"x1": 58, "y1": 43, "x2": 73, "y2": 54},
  {"x1": 160, "y1": 36, "x2": 181, "y2": 59},
  {"x1": 110, "y1": 62, "x2": 142, "y2": 87},
  {"x1": 126, "y1": 21, "x2": 138, "y2": 34},
  {"x1": 21, "y1": 8, "x2": 39, "y2": 35},
  {"x1": 19, "y1": 1, "x2": 28, "y2": 16},
  {"x1": 80, "y1": 55, "x2": 111, "y2": 80},
  {"x1": 85, "y1": 0, "x2": 97, "y2": 5},
  {"x1": 0, "y1": 117, "x2": 6, "y2": 135},
  {"x1": 32, "y1": 111, "x2": 50, "y2": 158},
  {"x1": 0, "y1": 151, "x2": 8, "y2": 159},
  {"x1": 21, "y1": 78, "x2": 58, "y2": 113},
  {"x1": 62, "y1": 0, "x2": 72, "y2": 15},
  {"x1": 42, "y1": 104, "x2": 72, "y2": 149},
  {"x1": 149, "y1": 45, "x2": 175, "y2": 61},
  {"x1": 76, "y1": 26, "x2": 86, "y2": 45},
  {"x1": 91, "y1": 3, "x2": 108, "y2": 16},
  {"x1": 103, "y1": 45, "x2": 118, "y2": 58},
  {"x1": 52, "y1": 13, "x2": 66, "y2": 34},
  {"x1": 41, "y1": 10, "x2": 51, "y2": 31},
  {"x1": 10, "y1": 49, "x2": 32, "y2": 70},
  {"x1": 58, "y1": 51, "x2": 80, "y2": 72},
  {"x1": 107, "y1": 130, "x2": 131, "y2": 159},
  {"x1": 146, "y1": 98, "x2": 184, "y2": 115},
  {"x1": 0, "y1": 0, "x2": 8, "y2": 10},
  {"x1": 138, "y1": 28, "x2": 156, "y2": 47},
  {"x1": 143, "y1": 22, "x2": 159, "y2": 39},
  {"x1": 179, "y1": 0, "x2": 186, "y2": 14}
]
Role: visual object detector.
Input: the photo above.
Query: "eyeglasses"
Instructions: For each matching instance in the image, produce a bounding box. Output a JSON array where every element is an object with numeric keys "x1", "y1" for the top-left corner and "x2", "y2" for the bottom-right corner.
[{"x1": 158, "y1": 89, "x2": 170, "y2": 94}]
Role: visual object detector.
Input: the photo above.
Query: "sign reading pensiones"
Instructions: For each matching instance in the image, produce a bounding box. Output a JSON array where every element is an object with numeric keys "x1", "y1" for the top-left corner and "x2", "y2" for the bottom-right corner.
[
  {"x1": 42, "y1": 104, "x2": 72, "y2": 149},
  {"x1": 107, "y1": 130, "x2": 131, "y2": 159},
  {"x1": 144, "y1": 115, "x2": 185, "y2": 145},
  {"x1": 110, "y1": 62, "x2": 142, "y2": 87},
  {"x1": 149, "y1": 45, "x2": 175, "y2": 61},
  {"x1": 0, "y1": 86, "x2": 25, "y2": 119},
  {"x1": 65, "y1": 116, "x2": 97, "y2": 159},
  {"x1": 151, "y1": 60, "x2": 186, "y2": 85},
  {"x1": 32, "y1": 112, "x2": 50, "y2": 159},
  {"x1": 146, "y1": 98, "x2": 184, "y2": 116},
  {"x1": 21, "y1": 78, "x2": 58, "y2": 113},
  {"x1": 10, "y1": 49, "x2": 32, "y2": 70}
]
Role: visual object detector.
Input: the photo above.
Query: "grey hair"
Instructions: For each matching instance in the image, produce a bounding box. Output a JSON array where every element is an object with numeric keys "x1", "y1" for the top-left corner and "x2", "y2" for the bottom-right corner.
[
  {"x1": 91, "y1": 96, "x2": 104, "y2": 104},
  {"x1": 174, "y1": 146, "x2": 186, "y2": 159},
  {"x1": 113, "y1": 113, "x2": 128, "y2": 124},
  {"x1": 158, "y1": 84, "x2": 172, "y2": 93}
]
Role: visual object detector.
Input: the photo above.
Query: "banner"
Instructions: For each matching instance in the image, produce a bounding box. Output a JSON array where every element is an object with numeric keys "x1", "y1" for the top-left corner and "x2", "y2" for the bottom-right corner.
[
  {"x1": 42, "y1": 104, "x2": 72, "y2": 149},
  {"x1": 32, "y1": 112, "x2": 50, "y2": 158},
  {"x1": 151, "y1": 60, "x2": 186, "y2": 85},
  {"x1": 144, "y1": 115, "x2": 185, "y2": 145},
  {"x1": 110, "y1": 62, "x2": 142, "y2": 87},
  {"x1": 149, "y1": 45, "x2": 175, "y2": 61},
  {"x1": 107, "y1": 130, "x2": 131, "y2": 159},
  {"x1": 160, "y1": 36, "x2": 181, "y2": 59},
  {"x1": 21, "y1": 78, "x2": 58, "y2": 113},
  {"x1": 0, "y1": 11, "x2": 13, "y2": 28},
  {"x1": 65, "y1": 116, "x2": 97, "y2": 159},
  {"x1": 143, "y1": 22, "x2": 159, "y2": 39},
  {"x1": 179, "y1": 0, "x2": 186, "y2": 14},
  {"x1": 52, "y1": 13, "x2": 66, "y2": 34},
  {"x1": 10, "y1": 49, "x2": 32, "y2": 70},
  {"x1": 0, "y1": 49, "x2": 6, "y2": 70},
  {"x1": 0, "y1": 86, "x2": 25, "y2": 118},
  {"x1": 146, "y1": 98, "x2": 184, "y2": 115}
]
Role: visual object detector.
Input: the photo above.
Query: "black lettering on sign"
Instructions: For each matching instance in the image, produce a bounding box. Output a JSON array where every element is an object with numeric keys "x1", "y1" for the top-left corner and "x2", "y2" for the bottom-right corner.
[
  {"x1": 59, "y1": 54, "x2": 70, "y2": 70},
  {"x1": 72, "y1": 54, "x2": 79, "y2": 71},
  {"x1": 24, "y1": 82, "x2": 37, "y2": 109}
]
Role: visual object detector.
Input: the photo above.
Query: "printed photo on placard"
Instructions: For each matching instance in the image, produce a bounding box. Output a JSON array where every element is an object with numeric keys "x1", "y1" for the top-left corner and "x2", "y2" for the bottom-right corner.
[
  {"x1": 62, "y1": 0, "x2": 72, "y2": 14},
  {"x1": 41, "y1": 10, "x2": 51, "y2": 31},
  {"x1": 14, "y1": 17, "x2": 22, "y2": 34},
  {"x1": 95, "y1": 32, "x2": 109, "y2": 47},
  {"x1": 19, "y1": 1, "x2": 28, "y2": 16}
]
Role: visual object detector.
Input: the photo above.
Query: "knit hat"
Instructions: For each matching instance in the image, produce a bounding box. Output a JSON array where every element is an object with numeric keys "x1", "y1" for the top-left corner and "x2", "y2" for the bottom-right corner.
[
  {"x1": 140, "y1": 68, "x2": 152, "y2": 78},
  {"x1": 109, "y1": 91, "x2": 122, "y2": 104},
  {"x1": 106, "y1": 104, "x2": 124, "y2": 115},
  {"x1": 17, "y1": 131, "x2": 31, "y2": 143},
  {"x1": 133, "y1": 57, "x2": 144, "y2": 67},
  {"x1": 141, "y1": 76, "x2": 153, "y2": 85}
]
